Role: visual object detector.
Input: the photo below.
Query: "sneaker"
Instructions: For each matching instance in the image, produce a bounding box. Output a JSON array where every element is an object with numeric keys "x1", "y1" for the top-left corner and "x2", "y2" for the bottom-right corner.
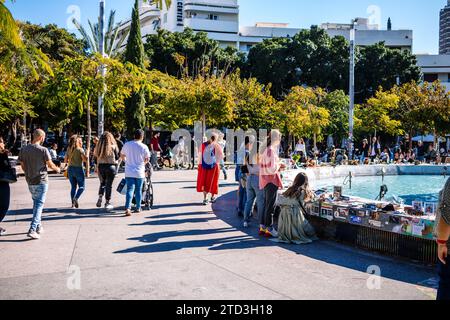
[
  {"x1": 96, "y1": 197, "x2": 103, "y2": 208},
  {"x1": 27, "y1": 230, "x2": 41, "y2": 240},
  {"x1": 202, "y1": 199, "x2": 209, "y2": 206},
  {"x1": 258, "y1": 227, "x2": 266, "y2": 236},
  {"x1": 0, "y1": 227, "x2": 6, "y2": 236},
  {"x1": 125, "y1": 209, "x2": 132, "y2": 217},
  {"x1": 269, "y1": 228, "x2": 279, "y2": 238},
  {"x1": 264, "y1": 228, "x2": 272, "y2": 238},
  {"x1": 243, "y1": 222, "x2": 249, "y2": 228},
  {"x1": 210, "y1": 197, "x2": 217, "y2": 204},
  {"x1": 36, "y1": 225, "x2": 44, "y2": 235},
  {"x1": 105, "y1": 202, "x2": 114, "y2": 212},
  {"x1": 133, "y1": 208, "x2": 142, "y2": 214},
  {"x1": 72, "y1": 199, "x2": 79, "y2": 209}
]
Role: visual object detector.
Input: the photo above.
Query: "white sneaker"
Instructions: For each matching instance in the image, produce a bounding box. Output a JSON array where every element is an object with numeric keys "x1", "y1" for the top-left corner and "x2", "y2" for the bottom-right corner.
[
  {"x1": 0, "y1": 227, "x2": 6, "y2": 236},
  {"x1": 269, "y1": 228, "x2": 279, "y2": 238},
  {"x1": 36, "y1": 225, "x2": 44, "y2": 234},
  {"x1": 243, "y1": 222, "x2": 249, "y2": 228},
  {"x1": 27, "y1": 230, "x2": 41, "y2": 240},
  {"x1": 105, "y1": 203, "x2": 114, "y2": 212}
]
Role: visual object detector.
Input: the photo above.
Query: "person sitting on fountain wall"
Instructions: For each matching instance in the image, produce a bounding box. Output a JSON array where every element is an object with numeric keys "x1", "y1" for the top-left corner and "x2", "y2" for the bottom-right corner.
[
  {"x1": 380, "y1": 148, "x2": 390, "y2": 164},
  {"x1": 425, "y1": 144, "x2": 437, "y2": 163},
  {"x1": 273, "y1": 172, "x2": 319, "y2": 245},
  {"x1": 436, "y1": 177, "x2": 450, "y2": 301}
]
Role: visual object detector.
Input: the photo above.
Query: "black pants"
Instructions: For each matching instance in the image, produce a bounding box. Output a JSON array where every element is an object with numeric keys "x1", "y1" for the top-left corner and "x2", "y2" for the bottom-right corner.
[
  {"x1": 438, "y1": 254, "x2": 450, "y2": 301},
  {"x1": 0, "y1": 182, "x2": 10, "y2": 223},
  {"x1": 98, "y1": 164, "x2": 117, "y2": 201},
  {"x1": 261, "y1": 183, "x2": 278, "y2": 228}
]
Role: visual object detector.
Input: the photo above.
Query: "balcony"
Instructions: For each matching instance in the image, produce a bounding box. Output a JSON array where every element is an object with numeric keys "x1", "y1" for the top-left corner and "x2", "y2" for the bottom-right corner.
[{"x1": 184, "y1": 18, "x2": 238, "y2": 33}]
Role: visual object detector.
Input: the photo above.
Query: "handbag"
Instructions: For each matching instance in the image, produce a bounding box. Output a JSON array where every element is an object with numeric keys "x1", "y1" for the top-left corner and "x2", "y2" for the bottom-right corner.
[
  {"x1": 117, "y1": 178, "x2": 127, "y2": 195},
  {"x1": 0, "y1": 167, "x2": 17, "y2": 184}
]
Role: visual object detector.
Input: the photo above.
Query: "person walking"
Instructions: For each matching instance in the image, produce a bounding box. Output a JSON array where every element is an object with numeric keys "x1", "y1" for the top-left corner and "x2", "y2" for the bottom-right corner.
[
  {"x1": 65, "y1": 135, "x2": 88, "y2": 208},
  {"x1": 274, "y1": 172, "x2": 318, "y2": 245},
  {"x1": 218, "y1": 133, "x2": 228, "y2": 180},
  {"x1": 0, "y1": 137, "x2": 13, "y2": 236},
  {"x1": 243, "y1": 151, "x2": 265, "y2": 228},
  {"x1": 197, "y1": 134, "x2": 224, "y2": 205},
  {"x1": 259, "y1": 130, "x2": 285, "y2": 238},
  {"x1": 18, "y1": 129, "x2": 60, "y2": 240},
  {"x1": 94, "y1": 132, "x2": 120, "y2": 211},
  {"x1": 436, "y1": 177, "x2": 450, "y2": 300},
  {"x1": 120, "y1": 129, "x2": 151, "y2": 216}
]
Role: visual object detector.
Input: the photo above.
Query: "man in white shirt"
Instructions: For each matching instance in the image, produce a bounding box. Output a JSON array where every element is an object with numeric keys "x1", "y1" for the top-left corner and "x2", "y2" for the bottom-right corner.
[{"x1": 120, "y1": 129, "x2": 150, "y2": 216}]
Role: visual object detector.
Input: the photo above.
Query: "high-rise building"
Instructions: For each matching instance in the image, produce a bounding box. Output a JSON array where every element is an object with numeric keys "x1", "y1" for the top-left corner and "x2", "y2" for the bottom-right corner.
[{"x1": 440, "y1": 0, "x2": 450, "y2": 54}]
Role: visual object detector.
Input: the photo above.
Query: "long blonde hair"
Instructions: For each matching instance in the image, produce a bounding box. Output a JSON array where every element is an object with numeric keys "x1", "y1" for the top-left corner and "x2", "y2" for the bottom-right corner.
[{"x1": 95, "y1": 132, "x2": 116, "y2": 160}]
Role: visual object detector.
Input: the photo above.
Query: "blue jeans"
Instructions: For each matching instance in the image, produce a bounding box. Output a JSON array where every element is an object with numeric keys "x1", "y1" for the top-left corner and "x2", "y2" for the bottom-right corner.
[
  {"x1": 244, "y1": 175, "x2": 265, "y2": 223},
  {"x1": 237, "y1": 171, "x2": 247, "y2": 214},
  {"x1": 125, "y1": 177, "x2": 145, "y2": 210},
  {"x1": 68, "y1": 166, "x2": 85, "y2": 200},
  {"x1": 437, "y1": 255, "x2": 450, "y2": 300},
  {"x1": 28, "y1": 183, "x2": 48, "y2": 232}
]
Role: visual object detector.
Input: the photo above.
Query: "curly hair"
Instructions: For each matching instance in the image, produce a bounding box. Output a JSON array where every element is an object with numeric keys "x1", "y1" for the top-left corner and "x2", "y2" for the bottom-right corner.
[{"x1": 95, "y1": 132, "x2": 117, "y2": 160}]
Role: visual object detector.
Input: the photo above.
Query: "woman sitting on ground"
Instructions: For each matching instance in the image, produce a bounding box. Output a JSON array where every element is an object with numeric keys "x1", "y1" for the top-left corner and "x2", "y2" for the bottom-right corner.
[{"x1": 272, "y1": 172, "x2": 319, "y2": 245}]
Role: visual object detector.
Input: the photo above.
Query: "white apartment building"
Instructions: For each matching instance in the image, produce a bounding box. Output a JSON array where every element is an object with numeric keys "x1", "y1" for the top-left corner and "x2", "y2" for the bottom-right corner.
[
  {"x1": 416, "y1": 54, "x2": 450, "y2": 91},
  {"x1": 117, "y1": 0, "x2": 413, "y2": 53}
]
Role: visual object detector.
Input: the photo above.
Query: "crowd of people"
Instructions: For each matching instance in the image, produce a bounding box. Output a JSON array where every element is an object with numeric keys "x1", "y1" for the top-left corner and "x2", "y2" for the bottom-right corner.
[
  {"x1": 0, "y1": 128, "x2": 449, "y2": 300},
  {"x1": 284, "y1": 136, "x2": 450, "y2": 167}
]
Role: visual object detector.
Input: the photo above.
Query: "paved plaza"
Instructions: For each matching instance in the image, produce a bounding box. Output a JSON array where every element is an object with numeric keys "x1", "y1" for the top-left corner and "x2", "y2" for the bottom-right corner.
[{"x1": 0, "y1": 170, "x2": 440, "y2": 300}]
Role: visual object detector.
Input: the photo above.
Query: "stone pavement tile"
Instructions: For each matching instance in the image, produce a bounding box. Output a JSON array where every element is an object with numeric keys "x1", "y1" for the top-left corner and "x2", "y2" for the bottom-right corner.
[
  {"x1": 0, "y1": 225, "x2": 79, "y2": 279},
  {"x1": 0, "y1": 257, "x2": 287, "y2": 300},
  {"x1": 200, "y1": 248, "x2": 434, "y2": 300}
]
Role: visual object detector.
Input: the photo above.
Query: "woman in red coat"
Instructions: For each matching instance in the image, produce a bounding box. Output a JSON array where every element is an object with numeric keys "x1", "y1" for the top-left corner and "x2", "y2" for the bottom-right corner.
[{"x1": 197, "y1": 134, "x2": 224, "y2": 205}]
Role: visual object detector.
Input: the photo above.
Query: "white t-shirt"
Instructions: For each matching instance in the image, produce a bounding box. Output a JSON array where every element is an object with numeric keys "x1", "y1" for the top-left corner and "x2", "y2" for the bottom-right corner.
[
  {"x1": 121, "y1": 140, "x2": 151, "y2": 178},
  {"x1": 295, "y1": 143, "x2": 306, "y2": 153}
]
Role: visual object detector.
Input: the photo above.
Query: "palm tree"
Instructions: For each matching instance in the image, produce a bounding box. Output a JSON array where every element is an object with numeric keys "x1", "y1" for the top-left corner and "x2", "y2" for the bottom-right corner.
[
  {"x1": 72, "y1": 10, "x2": 127, "y2": 58},
  {"x1": 0, "y1": 0, "x2": 23, "y2": 48}
]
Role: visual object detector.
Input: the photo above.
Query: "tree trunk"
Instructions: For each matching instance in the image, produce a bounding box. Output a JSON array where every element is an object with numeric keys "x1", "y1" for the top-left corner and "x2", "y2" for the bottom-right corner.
[
  {"x1": 409, "y1": 129, "x2": 413, "y2": 151},
  {"x1": 86, "y1": 99, "x2": 91, "y2": 178},
  {"x1": 313, "y1": 133, "x2": 317, "y2": 153}
]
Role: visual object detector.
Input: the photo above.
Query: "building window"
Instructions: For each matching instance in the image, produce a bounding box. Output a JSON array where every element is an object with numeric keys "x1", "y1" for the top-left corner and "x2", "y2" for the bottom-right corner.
[
  {"x1": 424, "y1": 74, "x2": 438, "y2": 82},
  {"x1": 163, "y1": 13, "x2": 168, "y2": 23},
  {"x1": 207, "y1": 14, "x2": 218, "y2": 20}
]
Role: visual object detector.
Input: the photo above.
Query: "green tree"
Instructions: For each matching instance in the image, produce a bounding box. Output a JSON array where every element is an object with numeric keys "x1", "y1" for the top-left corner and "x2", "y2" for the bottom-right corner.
[
  {"x1": 0, "y1": 0, "x2": 22, "y2": 48},
  {"x1": 124, "y1": 0, "x2": 147, "y2": 138},
  {"x1": 168, "y1": 75, "x2": 233, "y2": 136},
  {"x1": 145, "y1": 28, "x2": 244, "y2": 78},
  {"x1": 282, "y1": 86, "x2": 330, "y2": 150},
  {"x1": 39, "y1": 55, "x2": 140, "y2": 173},
  {"x1": 224, "y1": 73, "x2": 279, "y2": 130},
  {"x1": 356, "y1": 42, "x2": 421, "y2": 103},
  {"x1": 322, "y1": 90, "x2": 350, "y2": 143},
  {"x1": 244, "y1": 37, "x2": 297, "y2": 99},
  {"x1": 356, "y1": 88, "x2": 402, "y2": 137}
]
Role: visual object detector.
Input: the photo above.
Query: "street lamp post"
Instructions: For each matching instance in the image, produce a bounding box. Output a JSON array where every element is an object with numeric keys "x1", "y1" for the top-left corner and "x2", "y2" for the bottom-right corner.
[
  {"x1": 98, "y1": 0, "x2": 106, "y2": 136},
  {"x1": 348, "y1": 20, "x2": 356, "y2": 160}
]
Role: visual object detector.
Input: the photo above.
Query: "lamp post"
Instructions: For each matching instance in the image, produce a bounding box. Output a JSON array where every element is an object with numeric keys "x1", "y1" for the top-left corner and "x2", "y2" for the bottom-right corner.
[
  {"x1": 348, "y1": 20, "x2": 356, "y2": 160},
  {"x1": 98, "y1": 0, "x2": 106, "y2": 136}
]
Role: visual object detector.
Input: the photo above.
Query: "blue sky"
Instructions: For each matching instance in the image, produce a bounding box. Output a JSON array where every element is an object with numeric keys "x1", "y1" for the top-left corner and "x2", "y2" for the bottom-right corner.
[{"x1": 6, "y1": 0, "x2": 444, "y2": 54}]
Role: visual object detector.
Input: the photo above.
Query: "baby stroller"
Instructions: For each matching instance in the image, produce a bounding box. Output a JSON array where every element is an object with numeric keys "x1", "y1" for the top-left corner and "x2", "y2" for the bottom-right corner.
[{"x1": 130, "y1": 163, "x2": 154, "y2": 210}]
